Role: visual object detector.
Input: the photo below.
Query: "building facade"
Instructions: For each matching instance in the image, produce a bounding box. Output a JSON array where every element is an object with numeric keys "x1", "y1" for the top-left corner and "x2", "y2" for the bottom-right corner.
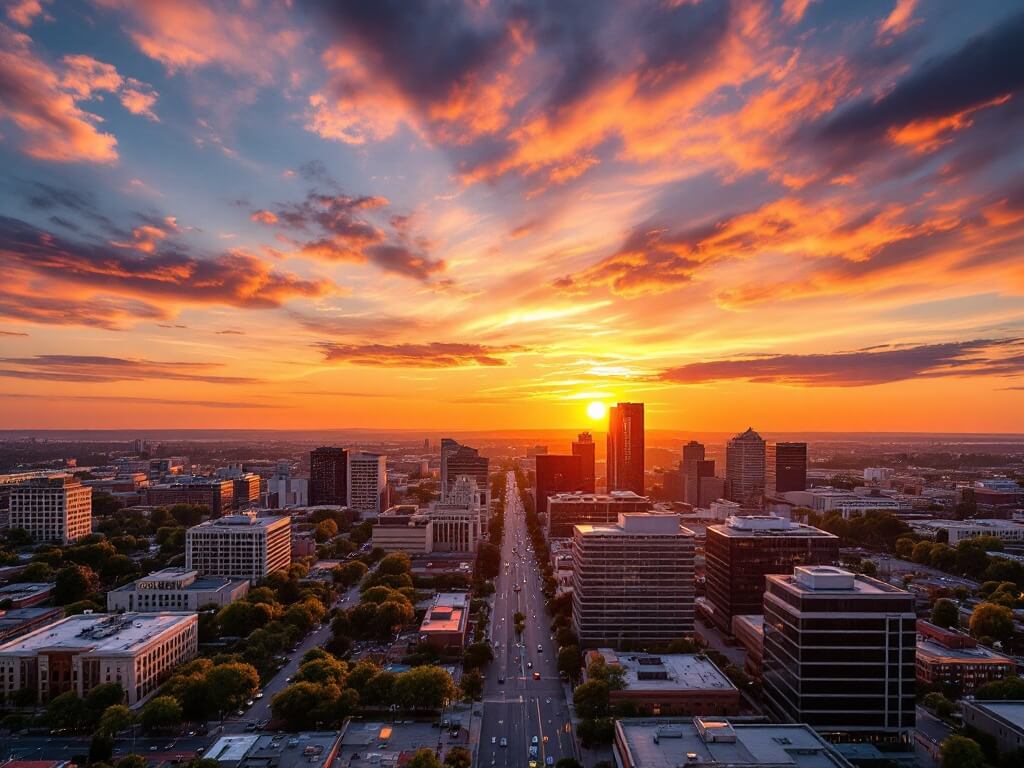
[
  {"x1": 535, "y1": 454, "x2": 586, "y2": 517},
  {"x1": 144, "y1": 478, "x2": 234, "y2": 517},
  {"x1": 107, "y1": 568, "x2": 250, "y2": 612},
  {"x1": 547, "y1": 491, "x2": 651, "y2": 538},
  {"x1": 0, "y1": 612, "x2": 198, "y2": 706},
  {"x1": 185, "y1": 514, "x2": 291, "y2": 581},
  {"x1": 725, "y1": 428, "x2": 766, "y2": 509},
  {"x1": 309, "y1": 447, "x2": 348, "y2": 507},
  {"x1": 768, "y1": 442, "x2": 807, "y2": 494},
  {"x1": 572, "y1": 513, "x2": 694, "y2": 647},
  {"x1": 372, "y1": 505, "x2": 434, "y2": 554},
  {"x1": 762, "y1": 566, "x2": 916, "y2": 742},
  {"x1": 915, "y1": 620, "x2": 1016, "y2": 693},
  {"x1": 572, "y1": 433, "x2": 597, "y2": 493},
  {"x1": 607, "y1": 402, "x2": 644, "y2": 495},
  {"x1": 347, "y1": 452, "x2": 387, "y2": 519},
  {"x1": 441, "y1": 444, "x2": 489, "y2": 507},
  {"x1": 9, "y1": 475, "x2": 92, "y2": 544},
  {"x1": 704, "y1": 515, "x2": 839, "y2": 632}
]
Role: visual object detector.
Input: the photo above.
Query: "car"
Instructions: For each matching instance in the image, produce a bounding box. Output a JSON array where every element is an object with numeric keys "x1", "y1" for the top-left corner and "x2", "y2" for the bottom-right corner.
[
  {"x1": 236, "y1": 709, "x2": 245, "y2": 716},
  {"x1": 149, "y1": 747, "x2": 158, "y2": 752},
  {"x1": 533, "y1": 671, "x2": 541, "y2": 680},
  {"x1": 537, "y1": 644, "x2": 543, "y2": 652},
  {"x1": 527, "y1": 661, "x2": 533, "y2": 668},
  {"x1": 529, "y1": 761, "x2": 538, "y2": 768},
  {"x1": 491, "y1": 737, "x2": 496, "y2": 744},
  {"x1": 497, "y1": 675, "x2": 505, "y2": 684},
  {"x1": 532, "y1": 736, "x2": 539, "y2": 745},
  {"x1": 546, "y1": 758, "x2": 554, "y2": 766},
  {"x1": 499, "y1": 738, "x2": 508, "y2": 747},
  {"x1": 245, "y1": 699, "x2": 254, "y2": 706},
  {"x1": 255, "y1": 691, "x2": 264, "y2": 699},
  {"x1": 529, "y1": 747, "x2": 538, "y2": 758}
]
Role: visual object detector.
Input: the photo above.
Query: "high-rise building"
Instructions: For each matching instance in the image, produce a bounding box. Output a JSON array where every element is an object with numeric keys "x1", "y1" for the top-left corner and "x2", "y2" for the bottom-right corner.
[
  {"x1": 535, "y1": 454, "x2": 585, "y2": 517},
  {"x1": 547, "y1": 491, "x2": 651, "y2": 538},
  {"x1": 572, "y1": 432, "x2": 596, "y2": 493},
  {"x1": 9, "y1": 475, "x2": 92, "y2": 544},
  {"x1": 768, "y1": 442, "x2": 808, "y2": 495},
  {"x1": 232, "y1": 473, "x2": 260, "y2": 511},
  {"x1": 704, "y1": 515, "x2": 839, "y2": 632},
  {"x1": 762, "y1": 566, "x2": 916, "y2": 741},
  {"x1": 185, "y1": 513, "x2": 291, "y2": 581},
  {"x1": 439, "y1": 437, "x2": 460, "y2": 492},
  {"x1": 347, "y1": 452, "x2": 387, "y2": 518},
  {"x1": 442, "y1": 443, "x2": 489, "y2": 506},
  {"x1": 309, "y1": 447, "x2": 348, "y2": 506},
  {"x1": 572, "y1": 512, "x2": 694, "y2": 647},
  {"x1": 725, "y1": 427, "x2": 766, "y2": 509},
  {"x1": 429, "y1": 475, "x2": 484, "y2": 552},
  {"x1": 679, "y1": 442, "x2": 716, "y2": 507},
  {"x1": 607, "y1": 402, "x2": 644, "y2": 495}
]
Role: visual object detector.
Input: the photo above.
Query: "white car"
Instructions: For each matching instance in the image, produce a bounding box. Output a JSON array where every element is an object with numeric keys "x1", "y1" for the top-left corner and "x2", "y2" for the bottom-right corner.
[
  {"x1": 491, "y1": 737, "x2": 496, "y2": 744},
  {"x1": 500, "y1": 738, "x2": 508, "y2": 747}
]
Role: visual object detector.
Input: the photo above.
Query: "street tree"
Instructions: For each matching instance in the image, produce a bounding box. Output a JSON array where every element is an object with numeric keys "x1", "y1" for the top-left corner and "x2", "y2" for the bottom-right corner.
[
  {"x1": 940, "y1": 736, "x2": 985, "y2": 768},
  {"x1": 930, "y1": 599, "x2": 959, "y2": 629},
  {"x1": 969, "y1": 602, "x2": 1014, "y2": 643},
  {"x1": 140, "y1": 696, "x2": 182, "y2": 731}
]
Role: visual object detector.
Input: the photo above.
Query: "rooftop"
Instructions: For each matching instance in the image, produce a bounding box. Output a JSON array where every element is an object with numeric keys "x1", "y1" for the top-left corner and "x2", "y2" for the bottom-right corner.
[
  {"x1": 0, "y1": 582, "x2": 53, "y2": 600},
  {"x1": 616, "y1": 718, "x2": 853, "y2": 768},
  {"x1": 420, "y1": 593, "x2": 468, "y2": 635},
  {"x1": 917, "y1": 638, "x2": 1016, "y2": 665},
  {"x1": 593, "y1": 649, "x2": 736, "y2": 693},
  {"x1": 916, "y1": 519, "x2": 1024, "y2": 530},
  {"x1": 965, "y1": 700, "x2": 1024, "y2": 730},
  {"x1": 207, "y1": 731, "x2": 342, "y2": 768},
  {"x1": 0, "y1": 612, "x2": 195, "y2": 655},
  {"x1": 109, "y1": 568, "x2": 247, "y2": 594},
  {"x1": 712, "y1": 516, "x2": 837, "y2": 538},
  {"x1": 189, "y1": 514, "x2": 289, "y2": 530},
  {"x1": 769, "y1": 568, "x2": 908, "y2": 596},
  {"x1": 548, "y1": 491, "x2": 650, "y2": 504},
  {"x1": 576, "y1": 513, "x2": 692, "y2": 537}
]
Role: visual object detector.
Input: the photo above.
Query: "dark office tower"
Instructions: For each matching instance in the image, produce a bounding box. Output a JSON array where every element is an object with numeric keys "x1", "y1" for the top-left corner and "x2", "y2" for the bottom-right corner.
[
  {"x1": 686, "y1": 460, "x2": 718, "y2": 507},
  {"x1": 309, "y1": 447, "x2": 347, "y2": 506},
  {"x1": 704, "y1": 515, "x2": 839, "y2": 632},
  {"x1": 572, "y1": 432, "x2": 596, "y2": 493},
  {"x1": 680, "y1": 440, "x2": 708, "y2": 507},
  {"x1": 443, "y1": 444, "x2": 489, "y2": 504},
  {"x1": 535, "y1": 454, "x2": 585, "y2": 517},
  {"x1": 767, "y1": 442, "x2": 808, "y2": 495},
  {"x1": 607, "y1": 402, "x2": 644, "y2": 495},
  {"x1": 439, "y1": 438, "x2": 459, "y2": 493},
  {"x1": 423, "y1": 438, "x2": 430, "y2": 452},
  {"x1": 762, "y1": 566, "x2": 916, "y2": 742},
  {"x1": 725, "y1": 427, "x2": 766, "y2": 509}
]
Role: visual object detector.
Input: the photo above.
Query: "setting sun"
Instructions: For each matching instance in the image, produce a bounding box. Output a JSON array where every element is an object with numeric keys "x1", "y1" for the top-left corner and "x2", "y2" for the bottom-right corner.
[{"x1": 586, "y1": 401, "x2": 607, "y2": 421}]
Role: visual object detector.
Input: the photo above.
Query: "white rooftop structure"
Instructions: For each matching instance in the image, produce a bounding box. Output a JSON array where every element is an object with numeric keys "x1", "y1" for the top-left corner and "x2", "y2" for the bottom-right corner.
[
  {"x1": 0, "y1": 612, "x2": 195, "y2": 655},
  {"x1": 910, "y1": 518, "x2": 1024, "y2": 545},
  {"x1": 594, "y1": 649, "x2": 735, "y2": 692}
]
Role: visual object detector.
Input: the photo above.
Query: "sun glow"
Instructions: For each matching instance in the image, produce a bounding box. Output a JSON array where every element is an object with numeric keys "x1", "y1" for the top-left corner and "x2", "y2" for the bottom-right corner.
[{"x1": 586, "y1": 400, "x2": 607, "y2": 420}]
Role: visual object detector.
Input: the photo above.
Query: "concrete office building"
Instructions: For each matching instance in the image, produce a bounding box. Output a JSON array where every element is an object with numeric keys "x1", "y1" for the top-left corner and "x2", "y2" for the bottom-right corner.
[
  {"x1": 232, "y1": 473, "x2": 261, "y2": 511},
  {"x1": 186, "y1": 514, "x2": 291, "y2": 581},
  {"x1": 0, "y1": 612, "x2": 198, "y2": 706},
  {"x1": 572, "y1": 432, "x2": 597, "y2": 493},
  {"x1": 547, "y1": 491, "x2": 651, "y2": 538},
  {"x1": 0, "y1": 606, "x2": 64, "y2": 643},
  {"x1": 535, "y1": 454, "x2": 586, "y2": 517},
  {"x1": 372, "y1": 505, "x2": 433, "y2": 554},
  {"x1": 762, "y1": 566, "x2": 916, "y2": 742},
  {"x1": 607, "y1": 403, "x2": 645, "y2": 495},
  {"x1": 910, "y1": 519, "x2": 1024, "y2": 546},
  {"x1": 107, "y1": 568, "x2": 250, "y2": 612},
  {"x1": 9, "y1": 474, "x2": 92, "y2": 544},
  {"x1": 725, "y1": 428, "x2": 766, "y2": 509},
  {"x1": 428, "y1": 476, "x2": 484, "y2": 552},
  {"x1": 205, "y1": 732, "x2": 343, "y2": 768},
  {"x1": 783, "y1": 488, "x2": 908, "y2": 518},
  {"x1": 309, "y1": 447, "x2": 347, "y2": 507},
  {"x1": 704, "y1": 515, "x2": 839, "y2": 632},
  {"x1": 681, "y1": 441, "x2": 719, "y2": 507},
  {"x1": 767, "y1": 442, "x2": 807, "y2": 494},
  {"x1": 145, "y1": 477, "x2": 234, "y2": 517},
  {"x1": 572, "y1": 513, "x2": 694, "y2": 647},
  {"x1": 961, "y1": 700, "x2": 1024, "y2": 757},
  {"x1": 441, "y1": 443, "x2": 489, "y2": 507},
  {"x1": 347, "y1": 452, "x2": 387, "y2": 519},
  {"x1": 614, "y1": 718, "x2": 854, "y2": 768},
  {"x1": 266, "y1": 460, "x2": 308, "y2": 508}
]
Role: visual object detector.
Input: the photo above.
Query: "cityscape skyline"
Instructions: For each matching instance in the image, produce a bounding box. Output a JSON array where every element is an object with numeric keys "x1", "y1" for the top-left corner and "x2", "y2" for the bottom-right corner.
[{"x1": 2, "y1": 2, "x2": 1024, "y2": 432}]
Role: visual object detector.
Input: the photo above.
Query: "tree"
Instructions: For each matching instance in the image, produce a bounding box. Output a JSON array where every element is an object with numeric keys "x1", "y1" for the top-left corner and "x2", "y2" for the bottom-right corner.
[
  {"x1": 271, "y1": 682, "x2": 331, "y2": 730},
  {"x1": 444, "y1": 747, "x2": 472, "y2": 768},
  {"x1": 558, "y1": 645, "x2": 583, "y2": 679},
  {"x1": 940, "y1": 736, "x2": 985, "y2": 768},
  {"x1": 47, "y1": 691, "x2": 88, "y2": 730},
  {"x1": 314, "y1": 520, "x2": 339, "y2": 543},
  {"x1": 975, "y1": 676, "x2": 1024, "y2": 700},
  {"x1": 98, "y1": 704, "x2": 133, "y2": 735},
  {"x1": 333, "y1": 560, "x2": 368, "y2": 588},
  {"x1": 463, "y1": 641, "x2": 494, "y2": 670},
  {"x1": 476, "y1": 542, "x2": 501, "y2": 580},
  {"x1": 956, "y1": 541, "x2": 991, "y2": 578},
  {"x1": 573, "y1": 680, "x2": 609, "y2": 719},
  {"x1": 140, "y1": 696, "x2": 182, "y2": 731},
  {"x1": 930, "y1": 599, "x2": 959, "y2": 629},
  {"x1": 912, "y1": 541, "x2": 935, "y2": 565},
  {"x1": 53, "y1": 564, "x2": 100, "y2": 604},
  {"x1": 576, "y1": 717, "x2": 615, "y2": 747},
  {"x1": 117, "y1": 755, "x2": 148, "y2": 768},
  {"x1": 377, "y1": 552, "x2": 412, "y2": 576},
  {"x1": 391, "y1": 665, "x2": 457, "y2": 711},
  {"x1": 20, "y1": 561, "x2": 55, "y2": 581},
  {"x1": 406, "y1": 749, "x2": 443, "y2": 768},
  {"x1": 295, "y1": 656, "x2": 349, "y2": 687},
  {"x1": 895, "y1": 537, "x2": 915, "y2": 559},
  {"x1": 969, "y1": 602, "x2": 1014, "y2": 643},
  {"x1": 929, "y1": 544, "x2": 956, "y2": 572},
  {"x1": 460, "y1": 668, "x2": 483, "y2": 701},
  {"x1": 101, "y1": 554, "x2": 137, "y2": 584},
  {"x1": 923, "y1": 692, "x2": 954, "y2": 718},
  {"x1": 207, "y1": 662, "x2": 260, "y2": 716},
  {"x1": 89, "y1": 733, "x2": 114, "y2": 765},
  {"x1": 362, "y1": 671, "x2": 397, "y2": 706},
  {"x1": 86, "y1": 683, "x2": 125, "y2": 716},
  {"x1": 217, "y1": 601, "x2": 275, "y2": 637}
]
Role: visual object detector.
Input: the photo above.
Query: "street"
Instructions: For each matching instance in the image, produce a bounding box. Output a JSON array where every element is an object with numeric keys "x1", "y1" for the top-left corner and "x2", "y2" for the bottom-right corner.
[{"x1": 478, "y1": 471, "x2": 576, "y2": 768}]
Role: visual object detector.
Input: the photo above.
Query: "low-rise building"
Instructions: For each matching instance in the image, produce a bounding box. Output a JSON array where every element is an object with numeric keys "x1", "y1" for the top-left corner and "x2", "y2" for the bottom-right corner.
[
  {"x1": 783, "y1": 488, "x2": 909, "y2": 518},
  {"x1": 107, "y1": 568, "x2": 250, "y2": 612},
  {"x1": 961, "y1": 700, "x2": 1024, "y2": 756},
  {"x1": 145, "y1": 477, "x2": 235, "y2": 517},
  {"x1": 206, "y1": 732, "x2": 343, "y2": 768},
  {"x1": 614, "y1": 717, "x2": 854, "y2": 768},
  {"x1": 0, "y1": 612, "x2": 198, "y2": 706},
  {"x1": 0, "y1": 606, "x2": 64, "y2": 643},
  {"x1": 547, "y1": 491, "x2": 651, "y2": 538},
  {"x1": 585, "y1": 648, "x2": 740, "y2": 716},
  {"x1": 916, "y1": 620, "x2": 1016, "y2": 693},
  {"x1": 418, "y1": 592, "x2": 469, "y2": 650},
  {"x1": 910, "y1": 519, "x2": 1024, "y2": 546},
  {"x1": 186, "y1": 513, "x2": 291, "y2": 581},
  {"x1": 0, "y1": 582, "x2": 54, "y2": 608},
  {"x1": 372, "y1": 505, "x2": 433, "y2": 554},
  {"x1": 731, "y1": 614, "x2": 764, "y2": 681}
]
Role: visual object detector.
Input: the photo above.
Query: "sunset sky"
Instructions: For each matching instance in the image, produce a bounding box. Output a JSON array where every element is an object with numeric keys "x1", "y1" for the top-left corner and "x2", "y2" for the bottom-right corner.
[{"x1": 2, "y1": 0, "x2": 1024, "y2": 432}]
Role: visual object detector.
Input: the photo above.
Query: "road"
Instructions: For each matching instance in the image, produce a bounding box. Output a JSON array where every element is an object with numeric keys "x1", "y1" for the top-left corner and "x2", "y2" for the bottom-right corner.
[
  {"x1": 478, "y1": 471, "x2": 575, "y2": 768},
  {"x1": 0, "y1": 734, "x2": 211, "y2": 762}
]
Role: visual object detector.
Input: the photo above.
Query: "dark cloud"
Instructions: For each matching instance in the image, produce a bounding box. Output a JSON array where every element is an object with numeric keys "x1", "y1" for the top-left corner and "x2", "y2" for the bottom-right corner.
[
  {"x1": 660, "y1": 338, "x2": 1024, "y2": 388},
  {"x1": 316, "y1": 341, "x2": 525, "y2": 368},
  {"x1": 1, "y1": 393, "x2": 277, "y2": 409},
  {"x1": 814, "y1": 11, "x2": 1024, "y2": 156},
  {"x1": 0, "y1": 216, "x2": 330, "y2": 311},
  {"x1": 0, "y1": 330, "x2": 28, "y2": 337},
  {"x1": 0, "y1": 355, "x2": 260, "y2": 384}
]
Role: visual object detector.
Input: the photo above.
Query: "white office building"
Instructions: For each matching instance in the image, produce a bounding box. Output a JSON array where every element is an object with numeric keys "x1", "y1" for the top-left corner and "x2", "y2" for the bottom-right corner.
[
  {"x1": 910, "y1": 519, "x2": 1024, "y2": 546},
  {"x1": 9, "y1": 474, "x2": 92, "y2": 544},
  {"x1": 348, "y1": 452, "x2": 387, "y2": 519},
  {"x1": 107, "y1": 568, "x2": 250, "y2": 612},
  {"x1": 186, "y1": 513, "x2": 291, "y2": 581}
]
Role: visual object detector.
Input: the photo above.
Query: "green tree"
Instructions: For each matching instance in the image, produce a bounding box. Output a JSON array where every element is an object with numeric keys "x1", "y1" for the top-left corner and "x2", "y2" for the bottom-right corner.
[
  {"x1": 100, "y1": 554, "x2": 138, "y2": 584},
  {"x1": 53, "y1": 564, "x2": 100, "y2": 604},
  {"x1": 912, "y1": 541, "x2": 935, "y2": 565},
  {"x1": 956, "y1": 541, "x2": 991, "y2": 578},
  {"x1": 573, "y1": 680, "x2": 610, "y2": 719},
  {"x1": 20, "y1": 561, "x2": 55, "y2": 581},
  {"x1": 940, "y1": 736, "x2": 985, "y2": 768},
  {"x1": 47, "y1": 691, "x2": 88, "y2": 730},
  {"x1": 98, "y1": 704, "x2": 133, "y2": 735},
  {"x1": 271, "y1": 682, "x2": 333, "y2": 730},
  {"x1": 406, "y1": 749, "x2": 443, "y2": 768},
  {"x1": 333, "y1": 560, "x2": 368, "y2": 587},
  {"x1": 576, "y1": 717, "x2": 615, "y2": 747},
  {"x1": 362, "y1": 671, "x2": 397, "y2": 706},
  {"x1": 969, "y1": 602, "x2": 1014, "y2": 643},
  {"x1": 207, "y1": 662, "x2": 260, "y2": 717},
  {"x1": 895, "y1": 537, "x2": 915, "y2": 559},
  {"x1": 930, "y1": 599, "x2": 959, "y2": 629},
  {"x1": 460, "y1": 668, "x2": 483, "y2": 701},
  {"x1": 86, "y1": 683, "x2": 125, "y2": 715},
  {"x1": 117, "y1": 755, "x2": 148, "y2": 768},
  {"x1": 295, "y1": 656, "x2": 349, "y2": 687},
  {"x1": 314, "y1": 520, "x2": 339, "y2": 543},
  {"x1": 377, "y1": 552, "x2": 412, "y2": 576},
  {"x1": 975, "y1": 676, "x2": 1024, "y2": 700},
  {"x1": 923, "y1": 692, "x2": 954, "y2": 718},
  {"x1": 89, "y1": 732, "x2": 114, "y2": 765},
  {"x1": 929, "y1": 544, "x2": 956, "y2": 572},
  {"x1": 444, "y1": 746, "x2": 472, "y2": 768},
  {"x1": 140, "y1": 696, "x2": 182, "y2": 731},
  {"x1": 476, "y1": 542, "x2": 501, "y2": 580},
  {"x1": 463, "y1": 641, "x2": 494, "y2": 670},
  {"x1": 391, "y1": 665, "x2": 457, "y2": 711},
  {"x1": 217, "y1": 601, "x2": 276, "y2": 637},
  {"x1": 558, "y1": 645, "x2": 583, "y2": 680}
]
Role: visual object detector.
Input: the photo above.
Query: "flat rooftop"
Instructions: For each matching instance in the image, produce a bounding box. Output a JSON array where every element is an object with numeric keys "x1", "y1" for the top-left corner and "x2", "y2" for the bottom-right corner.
[
  {"x1": 0, "y1": 583, "x2": 53, "y2": 599},
  {"x1": 190, "y1": 514, "x2": 288, "y2": 530},
  {"x1": 548, "y1": 491, "x2": 650, "y2": 504},
  {"x1": 208, "y1": 732, "x2": 342, "y2": 768},
  {"x1": 712, "y1": 516, "x2": 837, "y2": 539},
  {"x1": 917, "y1": 639, "x2": 1015, "y2": 664},
  {"x1": 109, "y1": 570, "x2": 246, "y2": 594},
  {"x1": 595, "y1": 649, "x2": 736, "y2": 692},
  {"x1": 420, "y1": 593, "x2": 468, "y2": 634},
  {"x1": 0, "y1": 612, "x2": 195, "y2": 655},
  {"x1": 917, "y1": 519, "x2": 1024, "y2": 530},
  {"x1": 967, "y1": 701, "x2": 1024, "y2": 730},
  {"x1": 616, "y1": 718, "x2": 853, "y2": 768},
  {"x1": 575, "y1": 513, "x2": 692, "y2": 537},
  {"x1": 769, "y1": 569, "x2": 907, "y2": 596}
]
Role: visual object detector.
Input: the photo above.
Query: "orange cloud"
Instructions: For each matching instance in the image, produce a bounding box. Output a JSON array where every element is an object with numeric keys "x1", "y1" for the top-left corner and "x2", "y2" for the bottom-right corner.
[
  {"x1": 251, "y1": 210, "x2": 279, "y2": 224},
  {"x1": 5, "y1": 0, "x2": 46, "y2": 28},
  {"x1": 878, "y1": 0, "x2": 919, "y2": 40},
  {"x1": 888, "y1": 94, "x2": 1012, "y2": 154}
]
